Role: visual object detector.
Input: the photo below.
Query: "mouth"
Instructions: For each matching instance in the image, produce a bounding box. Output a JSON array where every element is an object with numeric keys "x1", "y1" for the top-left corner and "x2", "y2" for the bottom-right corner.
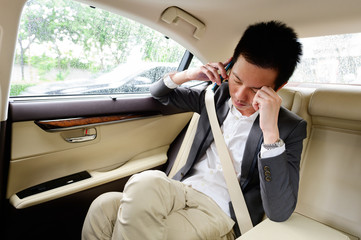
[{"x1": 233, "y1": 100, "x2": 248, "y2": 109}]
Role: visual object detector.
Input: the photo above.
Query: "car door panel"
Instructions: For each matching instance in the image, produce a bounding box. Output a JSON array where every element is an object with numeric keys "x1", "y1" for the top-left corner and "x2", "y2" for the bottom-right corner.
[
  {"x1": 5, "y1": 171, "x2": 132, "y2": 240},
  {"x1": 7, "y1": 96, "x2": 192, "y2": 209}
]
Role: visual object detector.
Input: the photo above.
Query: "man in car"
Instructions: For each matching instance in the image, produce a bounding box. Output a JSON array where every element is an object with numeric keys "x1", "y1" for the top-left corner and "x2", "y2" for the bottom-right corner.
[{"x1": 82, "y1": 21, "x2": 306, "y2": 240}]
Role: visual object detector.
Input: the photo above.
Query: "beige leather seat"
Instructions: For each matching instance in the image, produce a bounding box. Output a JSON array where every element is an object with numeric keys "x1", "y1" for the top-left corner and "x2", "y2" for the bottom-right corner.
[
  {"x1": 239, "y1": 213, "x2": 350, "y2": 240},
  {"x1": 295, "y1": 87, "x2": 361, "y2": 240},
  {"x1": 240, "y1": 87, "x2": 361, "y2": 239}
]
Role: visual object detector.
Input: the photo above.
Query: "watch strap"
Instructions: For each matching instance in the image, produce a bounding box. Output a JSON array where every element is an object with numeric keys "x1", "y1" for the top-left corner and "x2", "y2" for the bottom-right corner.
[{"x1": 262, "y1": 138, "x2": 284, "y2": 150}]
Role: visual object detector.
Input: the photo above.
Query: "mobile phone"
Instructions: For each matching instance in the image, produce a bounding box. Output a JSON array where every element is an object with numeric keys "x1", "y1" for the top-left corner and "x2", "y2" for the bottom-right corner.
[
  {"x1": 212, "y1": 60, "x2": 234, "y2": 90},
  {"x1": 222, "y1": 60, "x2": 234, "y2": 81}
]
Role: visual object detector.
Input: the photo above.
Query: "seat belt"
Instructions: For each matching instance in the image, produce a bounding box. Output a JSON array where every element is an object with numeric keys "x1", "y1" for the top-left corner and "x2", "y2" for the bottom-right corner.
[
  {"x1": 168, "y1": 112, "x2": 200, "y2": 178},
  {"x1": 205, "y1": 84, "x2": 253, "y2": 235}
]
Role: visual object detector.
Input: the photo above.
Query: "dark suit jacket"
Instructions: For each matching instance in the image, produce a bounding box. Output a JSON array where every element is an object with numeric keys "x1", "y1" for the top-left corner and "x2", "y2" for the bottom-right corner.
[{"x1": 150, "y1": 80, "x2": 307, "y2": 231}]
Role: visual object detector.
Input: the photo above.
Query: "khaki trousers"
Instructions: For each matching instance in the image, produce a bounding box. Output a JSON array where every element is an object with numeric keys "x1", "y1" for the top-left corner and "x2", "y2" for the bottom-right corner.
[{"x1": 82, "y1": 170, "x2": 235, "y2": 240}]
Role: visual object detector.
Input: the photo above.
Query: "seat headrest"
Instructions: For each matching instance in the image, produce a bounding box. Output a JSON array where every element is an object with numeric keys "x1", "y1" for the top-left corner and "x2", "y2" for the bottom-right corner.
[
  {"x1": 309, "y1": 87, "x2": 361, "y2": 121},
  {"x1": 278, "y1": 88, "x2": 295, "y2": 110}
]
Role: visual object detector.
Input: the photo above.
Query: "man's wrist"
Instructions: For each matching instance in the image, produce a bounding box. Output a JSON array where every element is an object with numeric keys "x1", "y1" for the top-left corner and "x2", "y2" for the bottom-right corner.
[
  {"x1": 260, "y1": 140, "x2": 285, "y2": 158},
  {"x1": 171, "y1": 70, "x2": 192, "y2": 85},
  {"x1": 262, "y1": 126, "x2": 279, "y2": 144},
  {"x1": 163, "y1": 74, "x2": 179, "y2": 89},
  {"x1": 262, "y1": 138, "x2": 284, "y2": 150}
]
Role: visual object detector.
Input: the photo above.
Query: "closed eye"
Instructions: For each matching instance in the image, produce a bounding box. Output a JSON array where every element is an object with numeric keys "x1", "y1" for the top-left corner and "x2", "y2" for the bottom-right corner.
[{"x1": 251, "y1": 87, "x2": 261, "y2": 93}]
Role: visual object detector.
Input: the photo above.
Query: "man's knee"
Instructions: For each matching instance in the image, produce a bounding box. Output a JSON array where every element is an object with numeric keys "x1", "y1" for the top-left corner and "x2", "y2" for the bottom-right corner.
[
  {"x1": 124, "y1": 170, "x2": 169, "y2": 196},
  {"x1": 82, "y1": 192, "x2": 123, "y2": 240},
  {"x1": 121, "y1": 170, "x2": 180, "y2": 218},
  {"x1": 90, "y1": 192, "x2": 123, "y2": 216},
  {"x1": 127, "y1": 170, "x2": 167, "y2": 186}
]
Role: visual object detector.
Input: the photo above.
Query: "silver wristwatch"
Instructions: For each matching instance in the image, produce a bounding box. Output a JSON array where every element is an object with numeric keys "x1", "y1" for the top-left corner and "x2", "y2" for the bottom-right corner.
[{"x1": 262, "y1": 138, "x2": 285, "y2": 150}]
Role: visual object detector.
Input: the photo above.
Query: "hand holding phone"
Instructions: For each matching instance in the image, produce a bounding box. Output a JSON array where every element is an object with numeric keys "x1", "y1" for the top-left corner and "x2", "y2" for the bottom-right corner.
[
  {"x1": 212, "y1": 60, "x2": 234, "y2": 90},
  {"x1": 177, "y1": 58, "x2": 233, "y2": 86}
]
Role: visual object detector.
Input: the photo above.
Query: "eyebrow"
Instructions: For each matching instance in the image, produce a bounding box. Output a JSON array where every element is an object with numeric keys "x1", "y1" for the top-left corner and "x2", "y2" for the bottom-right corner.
[{"x1": 232, "y1": 71, "x2": 263, "y2": 90}]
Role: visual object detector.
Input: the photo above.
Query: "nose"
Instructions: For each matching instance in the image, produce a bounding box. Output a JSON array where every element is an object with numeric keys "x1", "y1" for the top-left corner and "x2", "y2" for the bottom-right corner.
[{"x1": 234, "y1": 85, "x2": 248, "y2": 101}]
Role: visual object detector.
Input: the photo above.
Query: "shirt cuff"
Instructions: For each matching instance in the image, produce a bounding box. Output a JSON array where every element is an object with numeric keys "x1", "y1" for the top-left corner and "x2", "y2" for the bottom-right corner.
[
  {"x1": 163, "y1": 75, "x2": 179, "y2": 89},
  {"x1": 260, "y1": 144, "x2": 286, "y2": 158}
]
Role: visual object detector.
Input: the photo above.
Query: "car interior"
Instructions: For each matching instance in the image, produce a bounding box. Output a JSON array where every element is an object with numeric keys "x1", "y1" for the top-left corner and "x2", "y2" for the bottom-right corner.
[{"x1": 0, "y1": 0, "x2": 360, "y2": 239}]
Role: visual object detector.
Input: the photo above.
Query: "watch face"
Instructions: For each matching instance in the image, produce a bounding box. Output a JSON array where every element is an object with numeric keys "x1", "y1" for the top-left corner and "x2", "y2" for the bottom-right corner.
[{"x1": 277, "y1": 139, "x2": 285, "y2": 147}]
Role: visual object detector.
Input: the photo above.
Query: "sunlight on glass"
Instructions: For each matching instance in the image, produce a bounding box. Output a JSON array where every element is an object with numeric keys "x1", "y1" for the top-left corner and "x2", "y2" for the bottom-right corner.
[
  {"x1": 11, "y1": 0, "x2": 186, "y2": 96},
  {"x1": 290, "y1": 32, "x2": 361, "y2": 85}
]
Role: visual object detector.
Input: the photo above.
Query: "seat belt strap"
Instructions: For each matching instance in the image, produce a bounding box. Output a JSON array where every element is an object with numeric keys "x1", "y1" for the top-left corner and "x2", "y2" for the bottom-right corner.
[
  {"x1": 205, "y1": 84, "x2": 253, "y2": 234},
  {"x1": 168, "y1": 112, "x2": 200, "y2": 178}
]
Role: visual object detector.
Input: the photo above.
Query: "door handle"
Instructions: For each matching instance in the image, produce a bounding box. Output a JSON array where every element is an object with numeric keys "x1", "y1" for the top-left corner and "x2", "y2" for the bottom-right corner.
[
  {"x1": 65, "y1": 134, "x2": 96, "y2": 143},
  {"x1": 64, "y1": 128, "x2": 97, "y2": 143}
]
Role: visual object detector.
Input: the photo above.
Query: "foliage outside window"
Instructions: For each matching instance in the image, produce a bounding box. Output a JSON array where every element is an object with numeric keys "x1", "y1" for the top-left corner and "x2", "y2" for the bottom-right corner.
[{"x1": 11, "y1": 0, "x2": 186, "y2": 96}]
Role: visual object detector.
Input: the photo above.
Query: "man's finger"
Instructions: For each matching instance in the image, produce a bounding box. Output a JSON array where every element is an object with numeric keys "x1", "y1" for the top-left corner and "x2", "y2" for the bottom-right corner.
[
  {"x1": 252, "y1": 95, "x2": 260, "y2": 111},
  {"x1": 201, "y1": 64, "x2": 221, "y2": 84},
  {"x1": 208, "y1": 63, "x2": 224, "y2": 84},
  {"x1": 215, "y1": 62, "x2": 229, "y2": 80},
  {"x1": 223, "y1": 57, "x2": 232, "y2": 67}
]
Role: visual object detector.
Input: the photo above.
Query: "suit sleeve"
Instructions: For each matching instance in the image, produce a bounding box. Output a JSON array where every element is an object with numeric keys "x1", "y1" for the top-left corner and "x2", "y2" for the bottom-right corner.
[
  {"x1": 150, "y1": 79, "x2": 205, "y2": 113},
  {"x1": 257, "y1": 118, "x2": 307, "y2": 222}
]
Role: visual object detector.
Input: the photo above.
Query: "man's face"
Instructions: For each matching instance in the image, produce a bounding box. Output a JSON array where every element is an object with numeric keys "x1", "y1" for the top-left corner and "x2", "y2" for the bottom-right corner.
[{"x1": 228, "y1": 56, "x2": 278, "y2": 116}]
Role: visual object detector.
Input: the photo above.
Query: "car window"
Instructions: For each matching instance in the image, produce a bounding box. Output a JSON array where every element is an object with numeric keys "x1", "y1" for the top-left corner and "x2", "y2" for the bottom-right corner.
[
  {"x1": 290, "y1": 32, "x2": 361, "y2": 86},
  {"x1": 10, "y1": 0, "x2": 188, "y2": 97},
  {"x1": 189, "y1": 56, "x2": 203, "y2": 69},
  {"x1": 180, "y1": 55, "x2": 206, "y2": 88}
]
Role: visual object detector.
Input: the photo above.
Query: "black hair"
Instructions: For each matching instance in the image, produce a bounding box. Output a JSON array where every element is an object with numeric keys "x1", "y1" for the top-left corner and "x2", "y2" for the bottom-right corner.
[{"x1": 232, "y1": 21, "x2": 302, "y2": 90}]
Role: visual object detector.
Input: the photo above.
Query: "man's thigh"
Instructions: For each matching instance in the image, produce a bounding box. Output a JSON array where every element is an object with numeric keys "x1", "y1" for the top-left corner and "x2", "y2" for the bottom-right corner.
[
  {"x1": 167, "y1": 186, "x2": 234, "y2": 240},
  {"x1": 166, "y1": 209, "x2": 235, "y2": 240}
]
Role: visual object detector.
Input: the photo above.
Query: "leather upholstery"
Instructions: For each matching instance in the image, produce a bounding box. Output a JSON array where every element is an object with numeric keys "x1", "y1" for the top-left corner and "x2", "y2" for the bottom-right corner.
[
  {"x1": 279, "y1": 87, "x2": 361, "y2": 239},
  {"x1": 239, "y1": 213, "x2": 351, "y2": 240}
]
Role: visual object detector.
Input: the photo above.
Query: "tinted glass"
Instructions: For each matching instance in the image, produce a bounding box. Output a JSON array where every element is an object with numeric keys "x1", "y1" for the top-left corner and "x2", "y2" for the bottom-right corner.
[
  {"x1": 11, "y1": 0, "x2": 186, "y2": 96},
  {"x1": 290, "y1": 32, "x2": 361, "y2": 85}
]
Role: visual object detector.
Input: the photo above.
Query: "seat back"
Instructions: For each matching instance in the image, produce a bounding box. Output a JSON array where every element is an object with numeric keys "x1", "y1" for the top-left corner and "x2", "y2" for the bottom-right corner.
[{"x1": 295, "y1": 87, "x2": 361, "y2": 239}]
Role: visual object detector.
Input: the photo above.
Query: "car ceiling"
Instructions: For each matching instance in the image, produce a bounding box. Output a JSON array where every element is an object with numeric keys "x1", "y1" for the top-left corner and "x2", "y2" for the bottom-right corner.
[{"x1": 79, "y1": 0, "x2": 361, "y2": 62}]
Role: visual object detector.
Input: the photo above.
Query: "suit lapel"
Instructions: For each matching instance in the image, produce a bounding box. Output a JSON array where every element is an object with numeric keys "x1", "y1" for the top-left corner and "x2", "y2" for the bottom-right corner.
[{"x1": 240, "y1": 116, "x2": 263, "y2": 184}]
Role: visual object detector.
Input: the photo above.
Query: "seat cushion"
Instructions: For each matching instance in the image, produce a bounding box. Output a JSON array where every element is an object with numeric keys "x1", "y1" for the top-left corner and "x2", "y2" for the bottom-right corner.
[{"x1": 238, "y1": 213, "x2": 350, "y2": 240}]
